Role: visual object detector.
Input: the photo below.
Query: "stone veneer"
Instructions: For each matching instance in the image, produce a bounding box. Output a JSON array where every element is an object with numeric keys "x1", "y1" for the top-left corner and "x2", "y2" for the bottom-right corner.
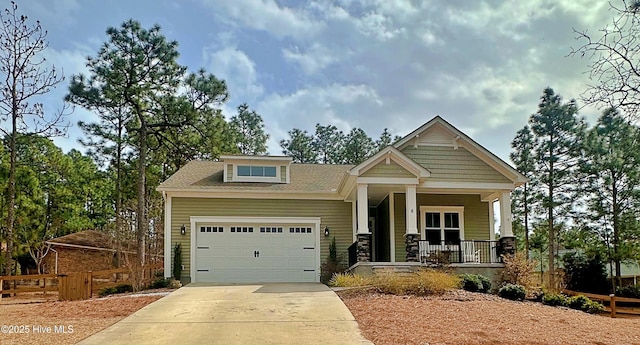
[
  {"x1": 498, "y1": 236, "x2": 516, "y2": 257},
  {"x1": 404, "y1": 233, "x2": 420, "y2": 262},
  {"x1": 356, "y1": 233, "x2": 371, "y2": 262}
]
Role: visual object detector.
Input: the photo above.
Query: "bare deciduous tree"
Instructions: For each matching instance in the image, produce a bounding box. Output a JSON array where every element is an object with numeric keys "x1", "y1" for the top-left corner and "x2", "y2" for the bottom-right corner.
[{"x1": 0, "y1": 1, "x2": 70, "y2": 275}]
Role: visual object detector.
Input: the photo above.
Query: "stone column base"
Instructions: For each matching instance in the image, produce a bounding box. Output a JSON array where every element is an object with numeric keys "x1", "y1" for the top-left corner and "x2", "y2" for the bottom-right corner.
[
  {"x1": 498, "y1": 236, "x2": 516, "y2": 258},
  {"x1": 356, "y1": 233, "x2": 372, "y2": 262},
  {"x1": 405, "y1": 233, "x2": 420, "y2": 262}
]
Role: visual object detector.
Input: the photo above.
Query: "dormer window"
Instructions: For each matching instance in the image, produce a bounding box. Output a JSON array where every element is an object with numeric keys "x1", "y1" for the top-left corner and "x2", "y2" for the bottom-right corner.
[
  {"x1": 222, "y1": 155, "x2": 291, "y2": 184},
  {"x1": 237, "y1": 166, "x2": 277, "y2": 177}
]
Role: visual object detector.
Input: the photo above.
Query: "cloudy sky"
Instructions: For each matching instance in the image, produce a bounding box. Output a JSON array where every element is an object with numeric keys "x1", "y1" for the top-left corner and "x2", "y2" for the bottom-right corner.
[{"x1": 19, "y1": 0, "x2": 616, "y2": 163}]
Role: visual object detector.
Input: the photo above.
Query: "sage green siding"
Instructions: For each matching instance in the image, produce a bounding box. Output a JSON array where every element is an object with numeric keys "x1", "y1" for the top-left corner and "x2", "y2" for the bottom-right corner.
[
  {"x1": 227, "y1": 164, "x2": 233, "y2": 181},
  {"x1": 394, "y1": 194, "x2": 490, "y2": 262},
  {"x1": 361, "y1": 161, "x2": 415, "y2": 178},
  {"x1": 402, "y1": 146, "x2": 511, "y2": 183},
  {"x1": 280, "y1": 166, "x2": 287, "y2": 183},
  {"x1": 170, "y1": 197, "x2": 352, "y2": 281}
]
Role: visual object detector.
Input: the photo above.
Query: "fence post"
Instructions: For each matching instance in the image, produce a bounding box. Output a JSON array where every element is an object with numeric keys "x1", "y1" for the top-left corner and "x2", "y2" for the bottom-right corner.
[
  {"x1": 87, "y1": 271, "x2": 93, "y2": 299},
  {"x1": 0, "y1": 278, "x2": 3, "y2": 302},
  {"x1": 609, "y1": 294, "x2": 616, "y2": 318}
]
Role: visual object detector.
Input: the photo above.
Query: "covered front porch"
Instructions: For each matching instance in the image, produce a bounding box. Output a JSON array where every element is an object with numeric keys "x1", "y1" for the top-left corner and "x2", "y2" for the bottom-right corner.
[{"x1": 346, "y1": 183, "x2": 516, "y2": 268}]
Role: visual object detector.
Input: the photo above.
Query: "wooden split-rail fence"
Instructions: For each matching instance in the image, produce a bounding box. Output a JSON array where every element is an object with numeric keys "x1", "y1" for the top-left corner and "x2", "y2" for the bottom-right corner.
[
  {"x1": 0, "y1": 263, "x2": 163, "y2": 302},
  {"x1": 563, "y1": 289, "x2": 640, "y2": 318}
]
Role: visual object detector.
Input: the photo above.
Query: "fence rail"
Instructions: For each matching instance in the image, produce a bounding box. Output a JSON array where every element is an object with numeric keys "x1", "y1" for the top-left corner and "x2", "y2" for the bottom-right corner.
[
  {"x1": 0, "y1": 262, "x2": 164, "y2": 302},
  {"x1": 563, "y1": 289, "x2": 640, "y2": 317}
]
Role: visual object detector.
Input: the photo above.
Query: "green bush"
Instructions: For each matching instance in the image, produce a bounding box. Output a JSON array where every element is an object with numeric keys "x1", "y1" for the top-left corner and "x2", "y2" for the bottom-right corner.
[
  {"x1": 98, "y1": 284, "x2": 133, "y2": 297},
  {"x1": 542, "y1": 293, "x2": 569, "y2": 307},
  {"x1": 580, "y1": 299, "x2": 605, "y2": 314},
  {"x1": 148, "y1": 278, "x2": 170, "y2": 289},
  {"x1": 460, "y1": 274, "x2": 491, "y2": 293},
  {"x1": 173, "y1": 243, "x2": 182, "y2": 280},
  {"x1": 321, "y1": 237, "x2": 344, "y2": 284},
  {"x1": 568, "y1": 295, "x2": 590, "y2": 309},
  {"x1": 542, "y1": 293, "x2": 605, "y2": 314},
  {"x1": 616, "y1": 284, "x2": 640, "y2": 299},
  {"x1": 562, "y1": 252, "x2": 609, "y2": 294},
  {"x1": 498, "y1": 283, "x2": 526, "y2": 301}
]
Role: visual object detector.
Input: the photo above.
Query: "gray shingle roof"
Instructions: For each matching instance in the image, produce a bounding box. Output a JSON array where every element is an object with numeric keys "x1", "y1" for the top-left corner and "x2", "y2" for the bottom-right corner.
[{"x1": 157, "y1": 161, "x2": 354, "y2": 193}]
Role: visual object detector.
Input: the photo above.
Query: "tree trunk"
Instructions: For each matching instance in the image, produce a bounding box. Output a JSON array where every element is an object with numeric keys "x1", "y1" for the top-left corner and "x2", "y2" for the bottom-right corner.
[
  {"x1": 524, "y1": 183, "x2": 530, "y2": 259},
  {"x1": 3, "y1": 110, "x2": 17, "y2": 276},
  {"x1": 137, "y1": 123, "x2": 147, "y2": 271},
  {"x1": 612, "y1": 177, "x2": 621, "y2": 292},
  {"x1": 547, "y1": 146, "x2": 555, "y2": 289}
]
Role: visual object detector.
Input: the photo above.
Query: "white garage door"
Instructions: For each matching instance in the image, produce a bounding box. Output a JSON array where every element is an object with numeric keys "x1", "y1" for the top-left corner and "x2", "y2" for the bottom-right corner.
[{"x1": 194, "y1": 222, "x2": 318, "y2": 283}]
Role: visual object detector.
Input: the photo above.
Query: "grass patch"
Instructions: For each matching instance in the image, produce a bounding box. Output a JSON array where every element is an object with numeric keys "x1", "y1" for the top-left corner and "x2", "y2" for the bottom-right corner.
[
  {"x1": 329, "y1": 273, "x2": 368, "y2": 287},
  {"x1": 372, "y1": 269, "x2": 460, "y2": 296}
]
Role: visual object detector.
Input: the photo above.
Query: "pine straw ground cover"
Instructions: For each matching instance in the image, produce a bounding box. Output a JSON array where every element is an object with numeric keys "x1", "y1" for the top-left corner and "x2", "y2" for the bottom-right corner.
[
  {"x1": 0, "y1": 292, "x2": 166, "y2": 345},
  {"x1": 338, "y1": 289, "x2": 640, "y2": 345}
]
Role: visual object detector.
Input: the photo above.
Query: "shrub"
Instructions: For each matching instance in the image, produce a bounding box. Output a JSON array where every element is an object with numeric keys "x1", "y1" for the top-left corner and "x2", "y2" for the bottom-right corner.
[
  {"x1": 580, "y1": 299, "x2": 605, "y2": 314},
  {"x1": 460, "y1": 274, "x2": 491, "y2": 293},
  {"x1": 499, "y1": 252, "x2": 537, "y2": 291},
  {"x1": 478, "y1": 275, "x2": 492, "y2": 293},
  {"x1": 498, "y1": 283, "x2": 526, "y2": 301},
  {"x1": 568, "y1": 295, "x2": 590, "y2": 310},
  {"x1": 616, "y1": 284, "x2": 640, "y2": 299},
  {"x1": 173, "y1": 243, "x2": 182, "y2": 280},
  {"x1": 373, "y1": 269, "x2": 461, "y2": 296},
  {"x1": 98, "y1": 283, "x2": 133, "y2": 297},
  {"x1": 321, "y1": 237, "x2": 345, "y2": 284},
  {"x1": 148, "y1": 278, "x2": 170, "y2": 289},
  {"x1": 541, "y1": 293, "x2": 604, "y2": 314},
  {"x1": 562, "y1": 252, "x2": 609, "y2": 294},
  {"x1": 542, "y1": 293, "x2": 569, "y2": 307},
  {"x1": 329, "y1": 273, "x2": 368, "y2": 287}
]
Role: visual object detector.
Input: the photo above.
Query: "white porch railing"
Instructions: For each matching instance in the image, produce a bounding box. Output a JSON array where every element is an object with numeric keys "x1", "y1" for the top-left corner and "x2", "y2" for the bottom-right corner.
[{"x1": 418, "y1": 240, "x2": 501, "y2": 264}]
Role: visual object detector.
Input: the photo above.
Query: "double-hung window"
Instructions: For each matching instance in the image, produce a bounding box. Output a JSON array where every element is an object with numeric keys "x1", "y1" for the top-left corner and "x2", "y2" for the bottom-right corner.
[{"x1": 420, "y1": 206, "x2": 464, "y2": 245}]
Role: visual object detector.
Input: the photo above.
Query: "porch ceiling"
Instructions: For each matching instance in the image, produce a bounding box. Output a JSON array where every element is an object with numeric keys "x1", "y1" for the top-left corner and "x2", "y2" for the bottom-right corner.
[{"x1": 351, "y1": 184, "x2": 500, "y2": 206}]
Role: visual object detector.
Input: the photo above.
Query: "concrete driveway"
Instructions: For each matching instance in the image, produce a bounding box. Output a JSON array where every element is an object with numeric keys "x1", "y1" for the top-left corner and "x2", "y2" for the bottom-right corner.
[{"x1": 78, "y1": 283, "x2": 372, "y2": 345}]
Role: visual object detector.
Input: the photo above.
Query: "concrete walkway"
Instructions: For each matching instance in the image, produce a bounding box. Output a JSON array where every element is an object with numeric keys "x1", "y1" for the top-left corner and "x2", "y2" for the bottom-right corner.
[{"x1": 78, "y1": 283, "x2": 373, "y2": 345}]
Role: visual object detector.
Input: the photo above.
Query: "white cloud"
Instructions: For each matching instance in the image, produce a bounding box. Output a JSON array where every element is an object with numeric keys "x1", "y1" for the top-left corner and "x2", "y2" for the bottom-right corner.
[
  {"x1": 257, "y1": 84, "x2": 383, "y2": 153},
  {"x1": 282, "y1": 43, "x2": 340, "y2": 75},
  {"x1": 356, "y1": 11, "x2": 405, "y2": 41},
  {"x1": 203, "y1": 46, "x2": 264, "y2": 104},
  {"x1": 200, "y1": 0, "x2": 323, "y2": 39}
]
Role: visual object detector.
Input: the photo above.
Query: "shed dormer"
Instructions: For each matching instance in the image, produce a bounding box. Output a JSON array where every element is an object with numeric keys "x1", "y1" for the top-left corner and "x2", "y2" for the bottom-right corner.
[{"x1": 221, "y1": 155, "x2": 292, "y2": 184}]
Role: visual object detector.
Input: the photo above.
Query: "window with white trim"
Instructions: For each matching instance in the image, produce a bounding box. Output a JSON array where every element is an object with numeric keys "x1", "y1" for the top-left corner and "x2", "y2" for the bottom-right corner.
[
  {"x1": 421, "y1": 207, "x2": 464, "y2": 245},
  {"x1": 237, "y1": 165, "x2": 277, "y2": 177},
  {"x1": 233, "y1": 164, "x2": 281, "y2": 183}
]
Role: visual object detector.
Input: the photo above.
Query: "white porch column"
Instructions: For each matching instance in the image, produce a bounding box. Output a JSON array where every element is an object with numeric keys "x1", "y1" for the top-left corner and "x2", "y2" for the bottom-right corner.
[
  {"x1": 405, "y1": 185, "x2": 418, "y2": 234},
  {"x1": 488, "y1": 200, "x2": 495, "y2": 241},
  {"x1": 499, "y1": 191, "x2": 513, "y2": 237},
  {"x1": 357, "y1": 184, "x2": 370, "y2": 234}
]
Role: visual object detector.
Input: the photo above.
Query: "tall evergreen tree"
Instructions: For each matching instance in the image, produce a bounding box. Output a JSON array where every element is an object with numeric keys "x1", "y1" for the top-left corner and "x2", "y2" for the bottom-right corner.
[
  {"x1": 67, "y1": 20, "x2": 227, "y2": 269},
  {"x1": 280, "y1": 129, "x2": 316, "y2": 163},
  {"x1": 313, "y1": 124, "x2": 344, "y2": 164},
  {"x1": 230, "y1": 103, "x2": 269, "y2": 155},
  {"x1": 510, "y1": 125, "x2": 537, "y2": 257},
  {"x1": 342, "y1": 128, "x2": 375, "y2": 165},
  {"x1": 580, "y1": 108, "x2": 640, "y2": 290},
  {"x1": 529, "y1": 87, "x2": 585, "y2": 288}
]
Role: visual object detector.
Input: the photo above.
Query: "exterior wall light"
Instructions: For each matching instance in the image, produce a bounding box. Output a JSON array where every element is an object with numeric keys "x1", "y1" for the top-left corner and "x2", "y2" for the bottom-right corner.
[
  {"x1": 180, "y1": 224, "x2": 186, "y2": 236},
  {"x1": 324, "y1": 226, "x2": 330, "y2": 237}
]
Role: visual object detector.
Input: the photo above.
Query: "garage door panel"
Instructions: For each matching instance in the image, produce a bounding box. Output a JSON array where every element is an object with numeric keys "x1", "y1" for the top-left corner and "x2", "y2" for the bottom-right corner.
[{"x1": 195, "y1": 222, "x2": 317, "y2": 283}]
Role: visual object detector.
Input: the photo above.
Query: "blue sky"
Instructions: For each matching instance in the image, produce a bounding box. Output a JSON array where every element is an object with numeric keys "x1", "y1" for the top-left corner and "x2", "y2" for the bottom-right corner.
[{"x1": 19, "y1": 0, "x2": 615, "y2": 163}]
